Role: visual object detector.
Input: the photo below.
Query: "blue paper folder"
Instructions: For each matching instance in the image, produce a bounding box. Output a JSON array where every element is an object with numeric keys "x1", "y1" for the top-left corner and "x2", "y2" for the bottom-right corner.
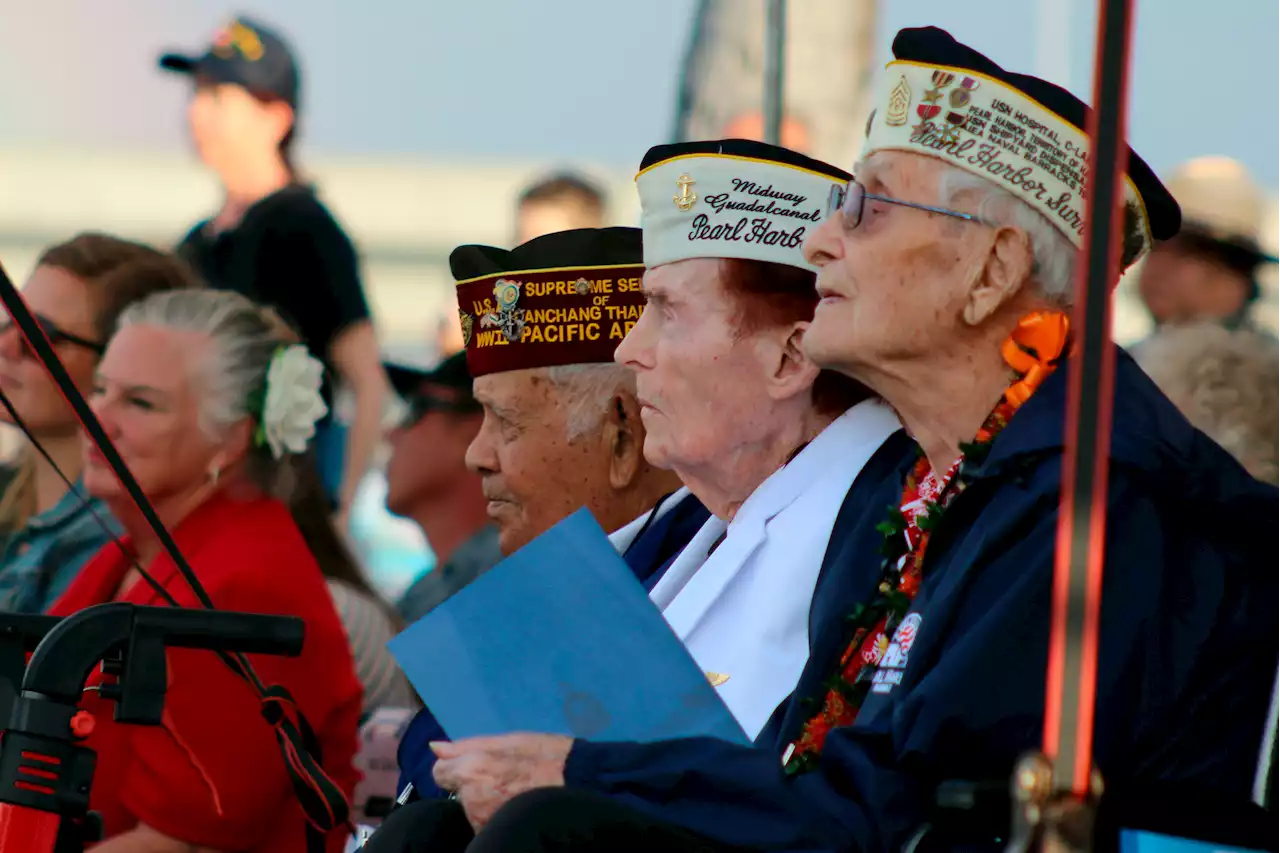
[
  {"x1": 388, "y1": 508, "x2": 750, "y2": 745},
  {"x1": 1119, "y1": 830, "x2": 1265, "y2": 853}
]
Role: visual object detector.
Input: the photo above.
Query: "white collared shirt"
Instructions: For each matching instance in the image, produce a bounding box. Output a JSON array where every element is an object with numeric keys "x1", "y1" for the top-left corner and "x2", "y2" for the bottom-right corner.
[
  {"x1": 649, "y1": 399, "x2": 902, "y2": 739},
  {"x1": 608, "y1": 486, "x2": 695, "y2": 555}
]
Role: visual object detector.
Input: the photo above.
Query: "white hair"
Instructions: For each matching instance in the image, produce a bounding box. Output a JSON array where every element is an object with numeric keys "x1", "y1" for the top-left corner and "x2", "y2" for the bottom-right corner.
[
  {"x1": 116, "y1": 288, "x2": 299, "y2": 494},
  {"x1": 935, "y1": 165, "x2": 1079, "y2": 306},
  {"x1": 545, "y1": 363, "x2": 634, "y2": 441},
  {"x1": 932, "y1": 162, "x2": 1148, "y2": 308}
]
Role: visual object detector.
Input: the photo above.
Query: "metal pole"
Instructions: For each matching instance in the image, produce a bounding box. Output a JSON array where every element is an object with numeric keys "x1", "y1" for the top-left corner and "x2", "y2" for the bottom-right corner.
[
  {"x1": 670, "y1": 0, "x2": 714, "y2": 143},
  {"x1": 1043, "y1": 0, "x2": 1137, "y2": 796},
  {"x1": 762, "y1": 0, "x2": 786, "y2": 145}
]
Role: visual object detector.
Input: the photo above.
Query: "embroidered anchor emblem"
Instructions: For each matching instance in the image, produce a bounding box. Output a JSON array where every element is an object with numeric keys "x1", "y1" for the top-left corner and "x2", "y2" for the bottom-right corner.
[{"x1": 674, "y1": 174, "x2": 697, "y2": 211}]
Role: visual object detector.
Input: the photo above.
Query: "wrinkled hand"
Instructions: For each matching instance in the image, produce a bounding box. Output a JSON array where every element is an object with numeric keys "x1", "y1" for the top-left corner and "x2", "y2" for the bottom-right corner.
[{"x1": 431, "y1": 734, "x2": 573, "y2": 832}]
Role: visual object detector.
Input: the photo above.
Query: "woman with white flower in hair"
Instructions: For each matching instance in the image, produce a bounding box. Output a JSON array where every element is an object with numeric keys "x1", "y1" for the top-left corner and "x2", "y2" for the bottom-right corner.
[{"x1": 48, "y1": 288, "x2": 363, "y2": 853}]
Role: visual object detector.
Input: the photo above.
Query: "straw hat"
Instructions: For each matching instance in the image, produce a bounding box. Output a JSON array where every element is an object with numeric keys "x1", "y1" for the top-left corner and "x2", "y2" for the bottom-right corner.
[{"x1": 1165, "y1": 156, "x2": 1277, "y2": 263}]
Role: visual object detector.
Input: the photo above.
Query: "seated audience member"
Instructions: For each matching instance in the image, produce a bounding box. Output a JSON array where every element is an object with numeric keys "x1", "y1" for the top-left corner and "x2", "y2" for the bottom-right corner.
[
  {"x1": 367, "y1": 141, "x2": 912, "y2": 852},
  {"x1": 291, "y1": 461, "x2": 414, "y2": 719},
  {"x1": 0, "y1": 233, "x2": 199, "y2": 612},
  {"x1": 1136, "y1": 156, "x2": 1277, "y2": 337},
  {"x1": 383, "y1": 352, "x2": 498, "y2": 623},
  {"x1": 1135, "y1": 320, "x2": 1278, "y2": 484},
  {"x1": 514, "y1": 173, "x2": 607, "y2": 244},
  {"x1": 1139, "y1": 324, "x2": 1277, "y2": 819},
  {"x1": 452, "y1": 228, "x2": 700, "y2": 564},
  {"x1": 392, "y1": 227, "x2": 709, "y2": 803},
  {"x1": 368, "y1": 27, "x2": 1277, "y2": 853},
  {"x1": 49, "y1": 288, "x2": 361, "y2": 852}
]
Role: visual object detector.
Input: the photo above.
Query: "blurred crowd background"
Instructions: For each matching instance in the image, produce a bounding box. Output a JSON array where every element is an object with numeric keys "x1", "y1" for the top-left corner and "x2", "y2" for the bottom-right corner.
[{"x1": 0, "y1": 0, "x2": 1275, "y2": 601}]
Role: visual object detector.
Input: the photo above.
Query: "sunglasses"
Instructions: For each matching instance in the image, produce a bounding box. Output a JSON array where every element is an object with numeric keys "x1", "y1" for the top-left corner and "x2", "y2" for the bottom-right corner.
[
  {"x1": 827, "y1": 179, "x2": 997, "y2": 230},
  {"x1": 0, "y1": 313, "x2": 105, "y2": 360}
]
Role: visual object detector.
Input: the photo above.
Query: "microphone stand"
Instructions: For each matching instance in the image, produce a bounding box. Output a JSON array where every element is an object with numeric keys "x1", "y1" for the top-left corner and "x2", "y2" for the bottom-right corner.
[
  {"x1": 0, "y1": 603, "x2": 305, "y2": 853},
  {"x1": 0, "y1": 615, "x2": 62, "y2": 728}
]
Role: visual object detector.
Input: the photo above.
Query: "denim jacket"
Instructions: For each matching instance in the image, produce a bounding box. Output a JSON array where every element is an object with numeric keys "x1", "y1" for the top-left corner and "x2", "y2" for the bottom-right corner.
[{"x1": 0, "y1": 480, "x2": 117, "y2": 613}]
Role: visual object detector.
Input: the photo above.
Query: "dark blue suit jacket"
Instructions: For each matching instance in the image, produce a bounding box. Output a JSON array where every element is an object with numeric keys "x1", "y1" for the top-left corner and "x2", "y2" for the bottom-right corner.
[
  {"x1": 394, "y1": 490, "x2": 712, "y2": 798},
  {"x1": 562, "y1": 351, "x2": 1278, "y2": 853}
]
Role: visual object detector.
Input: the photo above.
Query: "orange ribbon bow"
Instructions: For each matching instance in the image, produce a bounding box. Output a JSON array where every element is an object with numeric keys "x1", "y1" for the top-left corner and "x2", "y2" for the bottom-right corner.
[{"x1": 1001, "y1": 310, "x2": 1071, "y2": 408}]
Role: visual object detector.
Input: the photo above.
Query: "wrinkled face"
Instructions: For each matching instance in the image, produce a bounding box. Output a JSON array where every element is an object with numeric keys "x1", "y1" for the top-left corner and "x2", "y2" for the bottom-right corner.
[
  {"x1": 465, "y1": 370, "x2": 612, "y2": 554},
  {"x1": 385, "y1": 395, "x2": 481, "y2": 518},
  {"x1": 187, "y1": 80, "x2": 285, "y2": 173},
  {"x1": 614, "y1": 258, "x2": 783, "y2": 473},
  {"x1": 84, "y1": 324, "x2": 233, "y2": 507},
  {"x1": 1137, "y1": 243, "x2": 1252, "y2": 325},
  {"x1": 803, "y1": 151, "x2": 985, "y2": 377},
  {"x1": 0, "y1": 266, "x2": 103, "y2": 436}
]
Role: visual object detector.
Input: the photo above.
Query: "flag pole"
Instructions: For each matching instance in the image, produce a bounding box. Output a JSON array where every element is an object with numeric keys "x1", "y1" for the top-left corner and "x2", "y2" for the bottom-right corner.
[
  {"x1": 1007, "y1": 1, "x2": 1138, "y2": 849},
  {"x1": 762, "y1": 0, "x2": 786, "y2": 145},
  {"x1": 1043, "y1": 0, "x2": 1137, "y2": 794}
]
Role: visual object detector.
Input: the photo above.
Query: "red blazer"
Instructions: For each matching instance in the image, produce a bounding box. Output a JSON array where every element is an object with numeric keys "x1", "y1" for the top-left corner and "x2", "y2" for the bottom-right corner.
[{"x1": 49, "y1": 493, "x2": 363, "y2": 852}]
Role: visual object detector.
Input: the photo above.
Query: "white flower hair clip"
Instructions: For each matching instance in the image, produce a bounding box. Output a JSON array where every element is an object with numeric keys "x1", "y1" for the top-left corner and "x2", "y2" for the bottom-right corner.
[{"x1": 257, "y1": 344, "x2": 329, "y2": 459}]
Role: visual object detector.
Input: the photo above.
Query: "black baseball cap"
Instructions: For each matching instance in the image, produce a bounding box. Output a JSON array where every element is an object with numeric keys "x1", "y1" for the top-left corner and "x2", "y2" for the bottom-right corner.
[
  {"x1": 384, "y1": 351, "x2": 480, "y2": 421},
  {"x1": 158, "y1": 16, "x2": 300, "y2": 108}
]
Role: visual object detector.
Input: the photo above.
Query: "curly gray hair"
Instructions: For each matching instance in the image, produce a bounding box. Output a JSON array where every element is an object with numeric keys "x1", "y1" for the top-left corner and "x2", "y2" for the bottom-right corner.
[
  {"x1": 1135, "y1": 321, "x2": 1279, "y2": 485},
  {"x1": 934, "y1": 163, "x2": 1147, "y2": 307},
  {"x1": 545, "y1": 363, "x2": 635, "y2": 441}
]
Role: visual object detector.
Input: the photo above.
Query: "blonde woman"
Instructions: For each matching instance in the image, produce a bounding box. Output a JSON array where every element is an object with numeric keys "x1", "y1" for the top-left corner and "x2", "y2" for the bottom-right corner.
[{"x1": 0, "y1": 234, "x2": 198, "y2": 612}]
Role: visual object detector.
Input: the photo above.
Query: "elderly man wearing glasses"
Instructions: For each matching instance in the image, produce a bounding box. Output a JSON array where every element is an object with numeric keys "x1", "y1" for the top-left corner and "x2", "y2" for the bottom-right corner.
[{"x1": 363, "y1": 26, "x2": 1277, "y2": 853}]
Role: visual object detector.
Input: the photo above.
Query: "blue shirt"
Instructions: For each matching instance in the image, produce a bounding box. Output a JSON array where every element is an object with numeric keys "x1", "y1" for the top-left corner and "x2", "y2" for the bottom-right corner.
[{"x1": 0, "y1": 480, "x2": 117, "y2": 613}]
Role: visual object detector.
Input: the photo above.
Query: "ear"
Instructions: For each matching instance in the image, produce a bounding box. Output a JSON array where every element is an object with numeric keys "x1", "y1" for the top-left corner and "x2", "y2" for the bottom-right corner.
[
  {"x1": 762, "y1": 321, "x2": 821, "y2": 403},
  {"x1": 212, "y1": 417, "x2": 256, "y2": 474},
  {"x1": 963, "y1": 226, "x2": 1035, "y2": 326},
  {"x1": 263, "y1": 100, "x2": 296, "y2": 146},
  {"x1": 605, "y1": 390, "x2": 646, "y2": 490}
]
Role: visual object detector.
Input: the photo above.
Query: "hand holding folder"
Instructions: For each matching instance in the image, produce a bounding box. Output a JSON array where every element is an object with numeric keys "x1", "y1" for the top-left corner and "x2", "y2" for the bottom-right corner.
[{"x1": 388, "y1": 508, "x2": 749, "y2": 746}]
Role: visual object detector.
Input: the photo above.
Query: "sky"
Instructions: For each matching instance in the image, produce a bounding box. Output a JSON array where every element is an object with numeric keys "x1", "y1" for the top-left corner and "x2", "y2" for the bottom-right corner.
[{"x1": 0, "y1": 0, "x2": 1276, "y2": 187}]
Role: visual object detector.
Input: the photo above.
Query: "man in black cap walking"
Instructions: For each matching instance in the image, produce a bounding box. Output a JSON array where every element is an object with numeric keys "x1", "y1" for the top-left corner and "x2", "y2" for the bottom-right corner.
[{"x1": 159, "y1": 16, "x2": 390, "y2": 529}]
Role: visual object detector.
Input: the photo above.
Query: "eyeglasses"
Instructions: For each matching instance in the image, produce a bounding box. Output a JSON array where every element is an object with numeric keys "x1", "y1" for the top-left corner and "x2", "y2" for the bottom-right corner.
[
  {"x1": 827, "y1": 179, "x2": 997, "y2": 230},
  {"x1": 0, "y1": 313, "x2": 105, "y2": 360}
]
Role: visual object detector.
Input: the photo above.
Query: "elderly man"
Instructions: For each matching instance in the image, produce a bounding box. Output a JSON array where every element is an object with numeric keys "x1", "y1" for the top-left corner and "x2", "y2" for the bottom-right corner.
[
  {"x1": 797, "y1": 25, "x2": 1276, "y2": 848},
  {"x1": 450, "y1": 227, "x2": 700, "y2": 562},
  {"x1": 364, "y1": 141, "x2": 917, "y2": 852},
  {"x1": 366, "y1": 28, "x2": 1277, "y2": 853},
  {"x1": 388, "y1": 227, "x2": 710, "y2": 803}
]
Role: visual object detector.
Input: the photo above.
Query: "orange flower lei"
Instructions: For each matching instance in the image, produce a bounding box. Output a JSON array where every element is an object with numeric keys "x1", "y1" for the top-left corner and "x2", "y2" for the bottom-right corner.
[{"x1": 782, "y1": 310, "x2": 1070, "y2": 775}]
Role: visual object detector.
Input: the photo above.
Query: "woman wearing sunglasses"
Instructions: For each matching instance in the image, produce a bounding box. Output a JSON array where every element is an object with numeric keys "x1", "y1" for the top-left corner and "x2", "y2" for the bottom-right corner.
[{"x1": 0, "y1": 233, "x2": 199, "y2": 612}]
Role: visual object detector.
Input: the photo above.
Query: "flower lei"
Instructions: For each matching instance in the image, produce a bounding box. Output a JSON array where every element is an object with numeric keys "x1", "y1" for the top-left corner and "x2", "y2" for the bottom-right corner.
[{"x1": 782, "y1": 310, "x2": 1070, "y2": 775}]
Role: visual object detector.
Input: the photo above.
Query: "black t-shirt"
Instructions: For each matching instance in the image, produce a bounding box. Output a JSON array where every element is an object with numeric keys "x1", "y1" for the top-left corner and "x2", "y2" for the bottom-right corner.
[{"x1": 176, "y1": 185, "x2": 371, "y2": 408}]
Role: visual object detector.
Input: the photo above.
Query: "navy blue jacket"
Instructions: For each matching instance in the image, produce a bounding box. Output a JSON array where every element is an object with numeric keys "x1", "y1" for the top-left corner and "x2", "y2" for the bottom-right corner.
[
  {"x1": 394, "y1": 489, "x2": 712, "y2": 798},
  {"x1": 562, "y1": 351, "x2": 1278, "y2": 852}
]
